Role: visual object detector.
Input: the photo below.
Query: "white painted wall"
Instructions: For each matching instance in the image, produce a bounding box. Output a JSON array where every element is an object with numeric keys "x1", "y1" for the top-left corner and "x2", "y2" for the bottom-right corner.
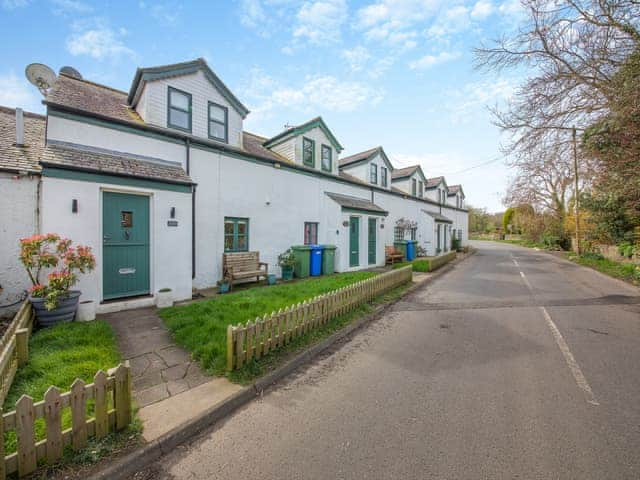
[
  {"x1": 40, "y1": 177, "x2": 192, "y2": 310},
  {"x1": 136, "y1": 70, "x2": 244, "y2": 148},
  {"x1": 0, "y1": 173, "x2": 39, "y2": 317},
  {"x1": 270, "y1": 137, "x2": 295, "y2": 163}
]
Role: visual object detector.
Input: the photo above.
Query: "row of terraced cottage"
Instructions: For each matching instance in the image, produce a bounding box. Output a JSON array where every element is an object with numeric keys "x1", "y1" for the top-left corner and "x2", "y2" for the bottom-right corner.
[{"x1": 0, "y1": 58, "x2": 468, "y2": 315}]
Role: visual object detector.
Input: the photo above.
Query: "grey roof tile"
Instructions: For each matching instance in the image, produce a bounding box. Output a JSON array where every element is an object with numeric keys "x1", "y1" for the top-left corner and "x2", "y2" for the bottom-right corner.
[
  {"x1": 325, "y1": 191, "x2": 387, "y2": 215},
  {"x1": 0, "y1": 106, "x2": 45, "y2": 173}
]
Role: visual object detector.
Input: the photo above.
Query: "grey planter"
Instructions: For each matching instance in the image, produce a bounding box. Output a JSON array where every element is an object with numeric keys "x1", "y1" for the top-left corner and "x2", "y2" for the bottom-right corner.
[{"x1": 29, "y1": 290, "x2": 81, "y2": 327}]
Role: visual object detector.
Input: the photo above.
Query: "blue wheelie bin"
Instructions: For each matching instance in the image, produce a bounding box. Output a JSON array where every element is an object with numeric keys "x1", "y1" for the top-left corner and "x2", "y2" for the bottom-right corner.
[
  {"x1": 310, "y1": 245, "x2": 323, "y2": 276},
  {"x1": 406, "y1": 240, "x2": 415, "y2": 261}
]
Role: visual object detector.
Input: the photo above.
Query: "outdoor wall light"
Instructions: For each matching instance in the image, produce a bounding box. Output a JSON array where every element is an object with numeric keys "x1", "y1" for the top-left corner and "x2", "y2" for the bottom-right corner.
[
  {"x1": 170, "y1": 207, "x2": 176, "y2": 219},
  {"x1": 336, "y1": 230, "x2": 340, "y2": 235},
  {"x1": 342, "y1": 220, "x2": 349, "y2": 227},
  {"x1": 71, "y1": 199, "x2": 78, "y2": 213}
]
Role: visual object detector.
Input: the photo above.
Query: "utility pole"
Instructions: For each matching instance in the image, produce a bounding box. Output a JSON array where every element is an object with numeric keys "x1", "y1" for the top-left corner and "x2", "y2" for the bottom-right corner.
[{"x1": 572, "y1": 127, "x2": 580, "y2": 256}]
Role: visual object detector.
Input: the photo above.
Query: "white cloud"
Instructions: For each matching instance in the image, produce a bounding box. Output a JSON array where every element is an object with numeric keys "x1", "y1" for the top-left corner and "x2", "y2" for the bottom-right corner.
[
  {"x1": 498, "y1": 0, "x2": 523, "y2": 15},
  {"x1": 341, "y1": 46, "x2": 371, "y2": 72},
  {"x1": 471, "y1": 0, "x2": 493, "y2": 20},
  {"x1": 139, "y1": 1, "x2": 182, "y2": 26},
  {"x1": 293, "y1": 0, "x2": 348, "y2": 45},
  {"x1": 427, "y1": 5, "x2": 470, "y2": 38},
  {"x1": 50, "y1": 0, "x2": 92, "y2": 15},
  {"x1": 409, "y1": 50, "x2": 460, "y2": 70},
  {"x1": 0, "y1": 72, "x2": 42, "y2": 113},
  {"x1": 239, "y1": 68, "x2": 384, "y2": 126},
  {"x1": 66, "y1": 23, "x2": 136, "y2": 60},
  {"x1": 447, "y1": 77, "x2": 516, "y2": 124},
  {"x1": 1, "y1": 0, "x2": 29, "y2": 9},
  {"x1": 239, "y1": 0, "x2": 268, "y2": 33}
]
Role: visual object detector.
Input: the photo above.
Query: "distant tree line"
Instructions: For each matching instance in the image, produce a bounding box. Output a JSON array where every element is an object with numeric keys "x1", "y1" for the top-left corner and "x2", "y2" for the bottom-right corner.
[{"x1": 474, "y1": 0, "x2": 640, "y2": 250}]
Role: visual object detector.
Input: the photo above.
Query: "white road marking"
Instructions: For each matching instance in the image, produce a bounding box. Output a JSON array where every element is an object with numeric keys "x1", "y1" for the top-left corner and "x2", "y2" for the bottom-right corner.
[
  {"x1": 539, "y1": 306, "x2": 599, "y2": 406},
  {"x1": 517, "y1": 268, "x2": 599, "y2": 406},
  {"x1": 510, "y1": 255, "x2": 520, "y2": 267}
]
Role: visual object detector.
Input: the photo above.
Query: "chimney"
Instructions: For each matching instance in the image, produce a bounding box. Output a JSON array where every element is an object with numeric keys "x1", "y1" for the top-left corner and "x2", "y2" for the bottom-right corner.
[{"x1": 15, "y1": 108, "x2": 24, "y2": 146}]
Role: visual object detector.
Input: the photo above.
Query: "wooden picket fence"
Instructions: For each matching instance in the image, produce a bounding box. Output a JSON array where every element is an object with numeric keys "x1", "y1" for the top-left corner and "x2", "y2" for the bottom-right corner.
[
  {"x1": 0, "y1": 302, "x2": 34, "y2": 406},
  {"x1": 227, "y1": 266, "x2": 412, "y2": 371},
  {"x1": 0, "y1": 363, "x2": 132, "y2": 478}
]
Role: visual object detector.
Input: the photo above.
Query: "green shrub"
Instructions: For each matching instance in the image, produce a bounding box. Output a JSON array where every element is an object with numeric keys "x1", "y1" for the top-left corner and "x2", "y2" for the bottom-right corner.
[{"x1": 618, "y1": 241, "x2": 634, "y2": 258}]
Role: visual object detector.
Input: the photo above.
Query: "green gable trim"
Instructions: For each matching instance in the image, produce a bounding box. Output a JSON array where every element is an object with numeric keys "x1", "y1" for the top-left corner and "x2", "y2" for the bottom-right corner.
[
  {"x1": 128, "y1": 58, "x2": 249, "y2": 118},
  {"x1": 342, "y1": 207, "x2": 388, "y2": 217},
  {"x1": 264, "y1": 117, "x2": 344, "y2": 153},
  {"x1": 42, "y1": 167, "x2": 193, "y2": 193},
  {"x1": 46, "y1": 108, "x2": 469, "y2": 212}
]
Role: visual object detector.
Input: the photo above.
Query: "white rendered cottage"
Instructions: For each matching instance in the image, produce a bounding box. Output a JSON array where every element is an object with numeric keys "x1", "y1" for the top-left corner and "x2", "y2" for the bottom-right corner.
[{"x1": 0, "y1": 58, "x2": 469, "y2": 313}]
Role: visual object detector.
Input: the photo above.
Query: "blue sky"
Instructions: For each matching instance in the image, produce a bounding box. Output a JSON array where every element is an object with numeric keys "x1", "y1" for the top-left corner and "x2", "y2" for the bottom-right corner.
[{"x1": 0, "y1": 0, "x2": 526, "y2": 212}]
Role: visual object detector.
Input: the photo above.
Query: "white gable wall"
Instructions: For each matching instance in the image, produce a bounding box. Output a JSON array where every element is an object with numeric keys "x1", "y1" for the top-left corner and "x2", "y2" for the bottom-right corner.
[
  {"x1": 341, "y1": 152, "x2": 392, "y2": 190},
  {"x1": 270, "y1": 137, "x2": 295, "y2": 162},
  {"x1": 137, "y1": 70, "x2": 244, "y2": 148},
  {"x1": 290, "y1": 126, "x2": 340, "y2": 175}
]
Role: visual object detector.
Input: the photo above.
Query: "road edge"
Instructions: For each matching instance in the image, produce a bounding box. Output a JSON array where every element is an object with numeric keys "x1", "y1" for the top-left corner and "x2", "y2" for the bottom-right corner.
[{"x1": 90, "y1": 249, "x2": 476, "y2": 479}]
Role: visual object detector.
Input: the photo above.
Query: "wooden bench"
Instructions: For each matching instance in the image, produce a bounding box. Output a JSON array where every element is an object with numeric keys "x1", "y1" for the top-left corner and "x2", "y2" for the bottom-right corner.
[
  {"x1": 385, "y1": 246, "x2": 404, "y2": 265},
  {"x1": 222, "y1": 251, "x2": 269, "y2": 289}
]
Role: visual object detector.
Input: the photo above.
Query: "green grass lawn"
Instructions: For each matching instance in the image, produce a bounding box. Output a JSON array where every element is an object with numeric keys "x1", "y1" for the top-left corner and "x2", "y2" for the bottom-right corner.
[
  {"x1": 3, "y1": 320, "x2": 122, "y2": 454},
  {"x1": 159, "y1": 272, "x2": 377, "y2": 376},
  {"x1": 566, "y1": 252, "x2": 640, "y2": 285}
]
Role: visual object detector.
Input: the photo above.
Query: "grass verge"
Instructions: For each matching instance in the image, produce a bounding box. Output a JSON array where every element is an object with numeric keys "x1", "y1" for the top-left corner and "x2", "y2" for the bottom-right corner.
[
  {"x1": 227, "y1": 281, "x2": 413, "y2": 384},
  {"x1": 159, "y1": 272, "x2": 377, "y2": 376},
  {"x1": 566, "y1": 252, "x2": 640, "y2": 286},
  {"x1": 3, "y1": 320, "x2": 125, "y2": 454}
]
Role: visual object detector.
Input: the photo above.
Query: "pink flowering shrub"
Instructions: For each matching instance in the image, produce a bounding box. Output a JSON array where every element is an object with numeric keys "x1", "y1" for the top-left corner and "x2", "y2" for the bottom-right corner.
[{"x1": 19, "y1": 233, "x2": 96, "y2": 310}]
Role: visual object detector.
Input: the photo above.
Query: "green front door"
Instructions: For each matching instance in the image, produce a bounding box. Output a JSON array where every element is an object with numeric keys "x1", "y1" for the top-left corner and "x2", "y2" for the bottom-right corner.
[
  {"x1": 103, "y1": 192, "x2": 150, "y2": 300},
  {"x1": 349, "y1": 216, "x2": 359, "y2": 267},
  {"x1": 368, "y1": 218, "x2": 376, "y2": 265}
]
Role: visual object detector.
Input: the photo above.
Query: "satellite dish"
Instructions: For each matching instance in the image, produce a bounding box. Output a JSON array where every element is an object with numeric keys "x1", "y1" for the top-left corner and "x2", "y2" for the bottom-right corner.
[
  {"x1": 25, "y1": 63, "x2": 56, "y2": 95},
  {"x1": 59, "y1": 66, "x2": 82, "y2": 79}
]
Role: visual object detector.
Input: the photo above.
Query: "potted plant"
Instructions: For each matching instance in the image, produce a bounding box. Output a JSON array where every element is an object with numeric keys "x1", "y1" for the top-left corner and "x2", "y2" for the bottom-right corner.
[
  {"x1": 20, "y1": 233, "x2": 96, "y2": 327},
  {"x1": 156, "y1": 288, "x2": 173, "y2": 308},
  {"x1": 76, "y1": 300, "x2": 96, "y2": 322},
  {"x1": 217, "y1": 279, "x2": 231, "y2": 294},
  {"x1": 278, "y1": 248, "x2": 296, "y2": 281}
]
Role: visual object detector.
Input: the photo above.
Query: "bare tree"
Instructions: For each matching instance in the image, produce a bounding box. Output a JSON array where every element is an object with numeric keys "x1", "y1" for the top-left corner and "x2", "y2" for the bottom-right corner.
[{"x1": 475, "y1": 0, "x2": 640, "y2": 213}]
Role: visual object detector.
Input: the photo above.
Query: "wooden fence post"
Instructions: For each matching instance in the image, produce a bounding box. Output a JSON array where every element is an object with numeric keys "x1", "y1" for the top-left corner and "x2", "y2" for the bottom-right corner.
[
  {"x1": 70, "y1": 379, "x2": 87, "y2": 450},
  {"x1": 255, "y1": 317, "x2": 263, "y2": 360},
  {"x1": 0, "y1": 407, "x2": 4, "y2": 480},
  {"x1": 15, "y1": 328, "x2": 28, "y2": 367},
  {"x1": 227, "y1": 325, "x2": 235, "y2": 371},
  {"x1": 111, "y1": 365, "x2": 129, "y2": 431},
  {"x1": 16, "y1": 394, "x2": 36, "y2": 477},
  {"x1": 93, "y1": 370, "x2": 109, "y2": 439},
  {"x1": 44, "y1": 386, "x2": 63, "y2": 464},
  {"x1": 235, "y1": 325, "x2": 245, "y2": 369}
]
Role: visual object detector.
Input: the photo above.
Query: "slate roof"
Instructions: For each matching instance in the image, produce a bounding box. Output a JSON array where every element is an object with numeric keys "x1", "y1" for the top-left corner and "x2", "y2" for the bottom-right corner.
[
  {"x1": 40, "y1": 143, "x2": 194, "y2": 185},
  {"x1": 242, "y1": 132, "x2": 290, "y2": 163},
  {"x1": 426, "y1": 176, "x2": 445, "y2": 188},
  {"x1": 391, "y1": 165, "x2": 419, "y2": 179},
  {"x1": 0, "y1": 106, "x2": 45, "y2": 173},
  {"x1": 264, "y1": 116, "x2": 344, "y2": 152},
  {"x1": 447, "y1": 184, "x2": 463, "y2": 196},
  {"x1": 325, "y1": 192, "x2": 388, "y2": 215},
  {"x1": 422, "y1": 210, "x2": 453, "y2": 223},
  {"x1": 339, "y1": 147, "x2": 380, "y2": 167},
  {"x1": 46, "y1": 74, "x2": 143, "y2": 124}
]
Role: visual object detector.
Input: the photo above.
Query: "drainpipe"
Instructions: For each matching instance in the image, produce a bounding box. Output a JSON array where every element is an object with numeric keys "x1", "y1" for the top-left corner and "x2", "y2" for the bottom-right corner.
[{"x1": 185, "y1": 138, "x2": 196, "y2": 280}]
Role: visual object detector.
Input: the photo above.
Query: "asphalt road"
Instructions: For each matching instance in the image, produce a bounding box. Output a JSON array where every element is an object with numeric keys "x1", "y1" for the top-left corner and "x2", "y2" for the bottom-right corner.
[{"x1": 142, "y1": 242, "x2": 640, "y2": 479}]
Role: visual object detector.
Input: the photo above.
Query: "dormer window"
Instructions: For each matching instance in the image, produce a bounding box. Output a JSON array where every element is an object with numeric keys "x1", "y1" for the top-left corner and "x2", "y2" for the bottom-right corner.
[
  {"x1": 412, "y1": 178, "x2": 417, "y2": 196},
  {"x1": 321, "y1": 144, "x2": 332, "y2": 172},
  {"x1": 381, "y1": 167, "x2": 388, "y2": 187},
  {"x1": 167, "y1": 87, "x2": 192, "y2": 132},
  {"x1": 370, "y1": 163, "x2": 378, "y2": 184},
  {"x1": 303, "y1": 137, "x2": 315, "y2": 167},
  {"x1": 208, "y1": 102, "x2": 228, "y2": 143}
]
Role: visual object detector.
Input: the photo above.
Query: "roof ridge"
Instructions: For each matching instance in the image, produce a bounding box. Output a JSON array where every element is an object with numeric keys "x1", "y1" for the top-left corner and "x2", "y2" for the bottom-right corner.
[
  {"x1": 0, "y1": 105, "x2": 46, "y2": 119},
  {"x1": 58, "y1": 72, "x2": 128, "y2": 96}
]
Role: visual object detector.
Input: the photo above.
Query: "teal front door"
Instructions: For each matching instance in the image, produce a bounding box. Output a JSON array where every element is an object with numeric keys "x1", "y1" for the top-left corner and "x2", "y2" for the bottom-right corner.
[
  {"x1": 103, "y1": 192, "x2": 150, "y2": 300},
  {"x1": 368, "y1": 218, "x2": 376, "y2": 265},
  {"x1": 349, "y1": 216, "x2": 359, "y2": 267}
]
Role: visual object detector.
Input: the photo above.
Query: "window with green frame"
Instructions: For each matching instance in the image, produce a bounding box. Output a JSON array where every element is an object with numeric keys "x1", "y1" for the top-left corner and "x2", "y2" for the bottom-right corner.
[
  {"x1": 302, "y1": 137, "x2": 315, "y2": 167},
  {"x1": 381, "y1": 167, "x2": 388, "y2": 187},
  {"x1": 394, "y1": 226, "x2": 404, "y2": 242},
  {"x1": 412, "y1": 178, "x2": 417, "y2": 196},
  {"x1": 370, "y1": 163, "x2": 378, "y2": 184},
  {"x1": 208, "y1": 101, "x2": 228, "y2": 143},
  {"x1": 321, "y1": 144, "x2": 332, "y2": 171},
  {"x1": 224, "y1": 217, "x2": 249, "y2": 252},
  {"x1": 167, "y1": 87, "x2": 192, "y2": 132},
  {"x1": 419, "y1": 181, "x2": 424, "y2": 197}
]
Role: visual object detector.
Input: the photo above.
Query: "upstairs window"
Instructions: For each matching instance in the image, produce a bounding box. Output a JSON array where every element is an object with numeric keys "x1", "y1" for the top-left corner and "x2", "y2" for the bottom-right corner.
[
  {"x1": 370, "y1": 163, "x2": 378, "y2": 184},
  {"x1": 321, "y1": 145, "x2": 332, "y2": 172},
  {"x1": 167, "y1": 87, "x2": 192, "y2": 132},
  {"x1": 381, "y1": 167, "x2": 388, "y2": 187},
  {"x1": 208, "y1": 102, "x2": 228, "y2": 143},
  {"x1": 419, "y1": 181, "x2": 424, "y2": 198},
  {"x1": 303, "y1": 137, "x2": 315, "y2": 167},
  {"x1": 304, "y1": 222, "x2": 318, "y2": 245},
  {"x1": 412, "y1": 178, "x2": 417, "y2": 196}
]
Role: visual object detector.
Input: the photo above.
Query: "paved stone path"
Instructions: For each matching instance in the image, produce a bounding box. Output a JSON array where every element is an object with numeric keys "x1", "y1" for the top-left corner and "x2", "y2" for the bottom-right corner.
[{"x1": 101, "y1": 307, "x2": 209, "y2": 408}]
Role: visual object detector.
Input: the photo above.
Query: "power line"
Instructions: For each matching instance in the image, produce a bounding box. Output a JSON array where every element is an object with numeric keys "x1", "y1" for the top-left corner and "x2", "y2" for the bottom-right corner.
[{"x1": 444, "y1": 155, "x2": 506, "y2": 175}]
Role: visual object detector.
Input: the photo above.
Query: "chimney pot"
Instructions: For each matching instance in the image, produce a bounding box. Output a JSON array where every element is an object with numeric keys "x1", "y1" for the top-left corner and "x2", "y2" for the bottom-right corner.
[{"x1": 15, "y1": 108, "x2": 24, "y2": 146}]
